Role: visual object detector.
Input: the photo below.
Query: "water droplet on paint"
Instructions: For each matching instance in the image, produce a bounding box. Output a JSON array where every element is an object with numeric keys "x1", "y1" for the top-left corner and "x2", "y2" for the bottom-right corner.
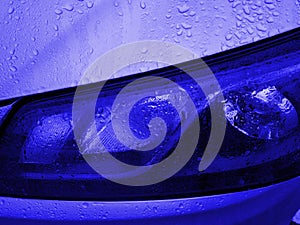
[
  {"x1": 86, "y1": 1, "x2": 94, "y2": 8},
  {"x1": 177, "y1": 4, "x2": 190, "y2": 13},
  {"x1": 82, "y1": 202, "x2": 89, "y2": 209},
  {"x1": 9, "y1": 66, "x2": 17, "y2": 72},
  {"x1": 140, "y1": 1, "x2": 146, "y2": 9},
  {"x1": 55, "y1": 9, "x2": 63, "y2": 15},
  {"x1": 33, "y1": 49, "x2": 39, "y2": 56},
  {"x1": 8, "y1": 7, "x2": 15, "y2": 14},
  {"x1": 62, "y1": 4, "x2": 74, "y2": 11}
]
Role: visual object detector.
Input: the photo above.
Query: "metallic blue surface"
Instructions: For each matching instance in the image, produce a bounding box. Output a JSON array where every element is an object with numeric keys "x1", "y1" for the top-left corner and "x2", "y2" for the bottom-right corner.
[
  {"x1": 0, "y1": 0, "x2": 299, "y2": 100},
  {"x1": 0, "y1": 176, "x2": 299, "y2": 225},
  {"x1": 0, "y1": 0, "x2": 299, "y2": 224}
]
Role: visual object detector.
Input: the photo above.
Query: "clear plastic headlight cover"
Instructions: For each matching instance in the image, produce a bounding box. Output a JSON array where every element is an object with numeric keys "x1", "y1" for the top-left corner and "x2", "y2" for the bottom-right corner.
[{"x1": 0, "y1": 28, "x2": 299, "y2": 200}]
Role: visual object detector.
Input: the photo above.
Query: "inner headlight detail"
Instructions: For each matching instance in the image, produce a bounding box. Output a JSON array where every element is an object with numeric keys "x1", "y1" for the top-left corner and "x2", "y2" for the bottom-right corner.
[{"x1": 224, "y1": 85, "x2": 298, "y2": 140}]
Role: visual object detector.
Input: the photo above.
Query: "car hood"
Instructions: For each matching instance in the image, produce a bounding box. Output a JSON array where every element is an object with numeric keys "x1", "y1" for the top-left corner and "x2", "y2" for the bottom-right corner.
[{"x1": 0, "y1": 0, "x2": 299, "y2": 100}]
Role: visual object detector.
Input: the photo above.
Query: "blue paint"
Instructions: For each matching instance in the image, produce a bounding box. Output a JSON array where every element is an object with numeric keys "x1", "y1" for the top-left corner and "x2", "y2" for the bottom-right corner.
[
  {"x1": 0, "y1": 176, "x2": 299, "y2": 224},
  {"x1": 0, "y1": 1, "x2": 299, "y2": 224}
]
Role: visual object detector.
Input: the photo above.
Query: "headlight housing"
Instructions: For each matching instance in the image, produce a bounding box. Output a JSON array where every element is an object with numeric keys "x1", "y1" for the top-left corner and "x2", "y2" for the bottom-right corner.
[{"x1": 0, "y1": 28, "x2": 299, "y2": 201}]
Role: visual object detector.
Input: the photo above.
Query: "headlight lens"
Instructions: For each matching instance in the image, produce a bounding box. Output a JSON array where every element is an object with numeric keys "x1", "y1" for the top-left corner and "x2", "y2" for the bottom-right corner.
[{"x1": 0, "y1": 28, "x2": 299, "y2": 200}]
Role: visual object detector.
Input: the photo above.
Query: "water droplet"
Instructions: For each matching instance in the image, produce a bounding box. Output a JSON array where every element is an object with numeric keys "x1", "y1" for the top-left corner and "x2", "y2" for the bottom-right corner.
[
  {"x1": 181, "y1": 22, "x2": 192, "y2": 29},
  {"x1": 9, "y1": 66, "x2": 17, "y2": 72},
  {"x1": 55, "y1": 9, "x2": 63, "y2": 15},
  {"x1": 177, "y1": 4, "x2": 190, "y2": 13},
  {"x1": 266, "y1": 4, "x2": 275, "y2": 10},
  {"x1": 267, "y1": 17, "x2": 274, "y2": 23},
  {"x1": 82, "y1": 202, "x2": 89, "y2": 208},
  {"x1": 225, "y1": 33, "x2": 233, "y2": 40},
  {"x1": 245, "y1": 15, "x2": 255, "y2": 23},
  {"x1": 33, "y1": 49, "x2": 39, "y2": 56},
  {"x1": 8, "y1": 7, "x2": 15, "y2": 14},
  {"x1": 256, "y1": 23, "x2": 267, "y2": 32},
  {"x1": 243, "y1": 5, "x2": 250, "y2": 15},
  {"x1": 232, "y1": 1, "x2": 241, "y2": 8},
  {"x1": 86, "y1": 1, "x2": 94, "y2": 8},
  {"x1": 100, "y1": 214, "x2": 107, "y2": 219},
  {"x1": 141, "y1": 47, "x2": 148, "y2": 54},
  {"x1": 224, "y1": 86, "x2": 298, "y2": 139},
  {"x1": 234, "y1": 31, "x2": 242, "y2": 39},
  {"x1": 88, "y1": 48, "x2": 94, "y2": 55},
  {"x1": 189, "y1": 11, "x2": 196, "y2": 16},
  {"x1": 53, "y1": 24, "x2": 59, "y2": 31},
  {"x1": 9, "y1": 49, "x2": 15, "y2": 55},
  {"x1": 165, "y1": 14, "x2": 172, "y2": 19},
  {"x1": 176, "y1": 29, "x2": 183, "y2": 36},
  {"x1": 62, "y1": 4, "x2": 74, "y2": 11},
  {"x1": 247, "y1": 26, "x2": 254, "y2": 34},
  {"x1": 140, "y1": 1, "x2": 146, "y2": 9},
  {"x1": 195, "y1": 202, "x2": 204, "y2": 209}
]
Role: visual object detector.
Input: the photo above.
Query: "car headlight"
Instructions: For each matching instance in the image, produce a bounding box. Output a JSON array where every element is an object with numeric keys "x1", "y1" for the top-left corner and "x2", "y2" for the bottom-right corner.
[{"x1": 0, "y1": 27, "x2": 299, "y2": 201}]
